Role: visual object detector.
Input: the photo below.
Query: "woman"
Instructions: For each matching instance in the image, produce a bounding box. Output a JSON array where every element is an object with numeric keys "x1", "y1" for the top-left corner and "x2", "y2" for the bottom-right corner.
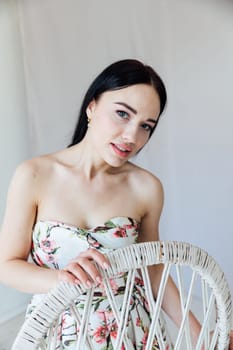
[{"x1": 0, "y1": 59, "x2": 232, "y2": 349}]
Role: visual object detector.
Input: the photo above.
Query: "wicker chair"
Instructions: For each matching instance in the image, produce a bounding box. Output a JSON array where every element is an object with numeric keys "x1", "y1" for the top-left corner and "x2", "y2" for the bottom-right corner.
[{"x1": 12, "y1": 241, "x2": 232, "y2": 350}]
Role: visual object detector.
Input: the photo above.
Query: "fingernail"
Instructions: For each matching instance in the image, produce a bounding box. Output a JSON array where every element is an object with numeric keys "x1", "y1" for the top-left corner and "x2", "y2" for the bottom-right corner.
[
  {"x1": 96, "y1": 276, "x2": 101, "y2": 283},
  {"x1": 103, "y1": 262, "x2": 110, "y2": 269},
  {"x1": 86, "y1": 280, "x2": 92, "y2": 288}
]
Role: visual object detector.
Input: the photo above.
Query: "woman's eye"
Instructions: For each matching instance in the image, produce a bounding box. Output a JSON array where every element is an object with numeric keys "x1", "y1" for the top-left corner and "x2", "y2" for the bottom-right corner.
[
  {"x1": 141, "y1": 124, "x2": 153, "y2": 132},
  {"x1": 116, "y1": 110, "x2": 129, "y2": 119}
]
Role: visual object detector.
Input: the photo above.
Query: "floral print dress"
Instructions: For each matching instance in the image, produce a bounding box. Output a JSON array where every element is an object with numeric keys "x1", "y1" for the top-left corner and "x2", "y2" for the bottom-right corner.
[{"x1": 27, "y1": 217, "x2": 169, "y2": 349}]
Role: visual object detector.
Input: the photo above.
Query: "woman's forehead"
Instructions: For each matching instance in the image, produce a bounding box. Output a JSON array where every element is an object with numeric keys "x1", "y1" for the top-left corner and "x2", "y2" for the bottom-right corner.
[{"x1": 99, "y1": 84, "x2": 161, "y2": 117}]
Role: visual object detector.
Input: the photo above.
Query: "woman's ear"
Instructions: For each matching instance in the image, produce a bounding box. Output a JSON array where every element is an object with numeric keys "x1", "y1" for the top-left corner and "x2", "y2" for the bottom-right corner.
[{"x1": 86, "y1": 99, "x2": 96, "y2": 119}]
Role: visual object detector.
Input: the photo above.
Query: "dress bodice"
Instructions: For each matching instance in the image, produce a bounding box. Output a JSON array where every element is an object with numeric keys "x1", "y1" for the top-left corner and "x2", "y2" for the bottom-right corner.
[
  {"x1": 27, "y1": 217, "x2": 169, "y2": 350},
  {"x1": 31, "y1": 216, "x2": 140, "y2": 269}
]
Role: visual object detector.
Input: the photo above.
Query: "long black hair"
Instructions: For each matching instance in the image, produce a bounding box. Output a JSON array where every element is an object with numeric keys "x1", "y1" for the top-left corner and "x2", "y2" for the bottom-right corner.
[{"x1": 68, "y1": 59, "x2": 167, "y2": 147}]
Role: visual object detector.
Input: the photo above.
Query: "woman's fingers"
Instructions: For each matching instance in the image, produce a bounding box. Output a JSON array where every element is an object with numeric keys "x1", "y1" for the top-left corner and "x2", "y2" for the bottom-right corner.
[
  {"x1": 58, "y1": 269, "x2": 79, "y2": 285},
  {"x1": 64, "y1": 260, "x2": 96, "y2": 287},
  {"x1": 60, "y1": 248, "x2": 110, "y2": 287},
  {"x1": 78, "y1": 248, "x2": 110, "y2": 269}
]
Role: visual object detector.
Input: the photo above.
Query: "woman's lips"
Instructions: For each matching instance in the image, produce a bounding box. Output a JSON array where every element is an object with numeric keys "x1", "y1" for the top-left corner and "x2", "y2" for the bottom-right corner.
[{"x1": 111, "y1": 143, "x2": 132, "y2": 158}]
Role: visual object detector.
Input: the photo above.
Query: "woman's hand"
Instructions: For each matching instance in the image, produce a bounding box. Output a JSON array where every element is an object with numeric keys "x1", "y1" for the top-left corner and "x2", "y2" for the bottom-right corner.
[{"x1": 58, "y1": 248, "x2": 110, "y2": 288}]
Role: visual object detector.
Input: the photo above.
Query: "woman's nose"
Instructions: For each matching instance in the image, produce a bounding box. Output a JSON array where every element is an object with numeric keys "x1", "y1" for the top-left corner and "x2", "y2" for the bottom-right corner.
[{"x1": 122, "y1": 124, "x2": 138, "y2": 143}]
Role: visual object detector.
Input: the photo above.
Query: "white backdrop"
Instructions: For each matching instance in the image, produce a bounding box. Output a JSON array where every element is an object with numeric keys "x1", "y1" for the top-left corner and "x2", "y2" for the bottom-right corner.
[
  {"x1": 1, "y1": 0, "x2": 233, "y2": 324},
  {"x1": 0, "y1": 0, "x2": 31, "y2": 325}
]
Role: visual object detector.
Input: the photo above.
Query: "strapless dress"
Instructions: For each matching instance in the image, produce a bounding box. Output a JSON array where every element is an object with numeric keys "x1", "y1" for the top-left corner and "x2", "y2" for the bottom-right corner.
[{"x1": 26, "y1": 217, "x2": 168, "y2": 349}]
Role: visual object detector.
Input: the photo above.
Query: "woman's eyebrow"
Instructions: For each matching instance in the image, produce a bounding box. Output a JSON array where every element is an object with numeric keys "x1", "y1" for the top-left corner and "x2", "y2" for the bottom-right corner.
[
  {"x1": 147, "y1": 118, "x2": 157, "y2": 124},
  {"x1": 114, "y1": 102, "x2": 137, "y2": 114},
  {"x1": 114, "y1": 102, "x2": 157, "y2": 124}
]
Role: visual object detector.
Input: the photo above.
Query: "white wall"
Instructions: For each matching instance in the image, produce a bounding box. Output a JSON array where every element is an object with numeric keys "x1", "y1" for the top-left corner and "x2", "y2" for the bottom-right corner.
[
  {"x1": 135, "y1": 0, "x2": 233, "y2": 295},
  {"x1": 0, "y1": 0, "x2": 31, "y2": 323}
]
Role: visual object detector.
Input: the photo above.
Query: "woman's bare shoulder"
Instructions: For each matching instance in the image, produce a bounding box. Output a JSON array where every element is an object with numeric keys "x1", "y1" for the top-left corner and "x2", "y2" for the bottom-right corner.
[
  {"x1": 10, "y1": 151, "x2": 66, "y2": 195},
  {"x1": 13, "y1": 153, "x2": 56, "y2": 179},
  {"x1": 127, "y1": 163, "x2": 164, "y2": 240},
  {"x1": 128, "y1": 162, "x2": 163, "y2": 195},
  {"x1": 11, "y1": 146, "x2": 84, "y2": 195},
  {"x1": 127, "y1": 162, "x2": 164, "y2": 215}
]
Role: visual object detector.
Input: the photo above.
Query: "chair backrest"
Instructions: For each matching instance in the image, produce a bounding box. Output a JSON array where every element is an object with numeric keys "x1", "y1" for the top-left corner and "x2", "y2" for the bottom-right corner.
[{"x1": 12, "y1": 241, "x2": 232, "y2": 350}]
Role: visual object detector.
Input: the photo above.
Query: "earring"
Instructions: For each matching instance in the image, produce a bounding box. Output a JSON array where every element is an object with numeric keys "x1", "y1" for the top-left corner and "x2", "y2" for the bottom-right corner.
[{"x1": 87, "y1": 116, "x2": 91, "y2": 126}]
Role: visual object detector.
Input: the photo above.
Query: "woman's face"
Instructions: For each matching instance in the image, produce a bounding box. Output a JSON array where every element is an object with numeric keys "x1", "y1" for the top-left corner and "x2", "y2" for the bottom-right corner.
[{"x1": 86, "y1": 84, "x2": 161, "y2": 167}]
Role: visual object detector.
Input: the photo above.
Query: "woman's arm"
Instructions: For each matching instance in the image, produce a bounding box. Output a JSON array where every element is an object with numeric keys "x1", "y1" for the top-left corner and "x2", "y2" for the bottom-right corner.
[
  {"x1": 137, "y1": 172, "x2": 202, "y2": 345},
  {"x1": 0, "y1": 161, "x2": 60, "y2": 293},
  {"x1": 0, "y1": 160, "x2": 109, "y2": 294}
]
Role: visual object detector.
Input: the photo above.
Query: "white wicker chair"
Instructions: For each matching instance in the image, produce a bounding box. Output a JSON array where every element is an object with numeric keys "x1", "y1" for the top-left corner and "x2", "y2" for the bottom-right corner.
[{"x1": 12, "y1": 241, "x2": 232, "y2": 350}]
